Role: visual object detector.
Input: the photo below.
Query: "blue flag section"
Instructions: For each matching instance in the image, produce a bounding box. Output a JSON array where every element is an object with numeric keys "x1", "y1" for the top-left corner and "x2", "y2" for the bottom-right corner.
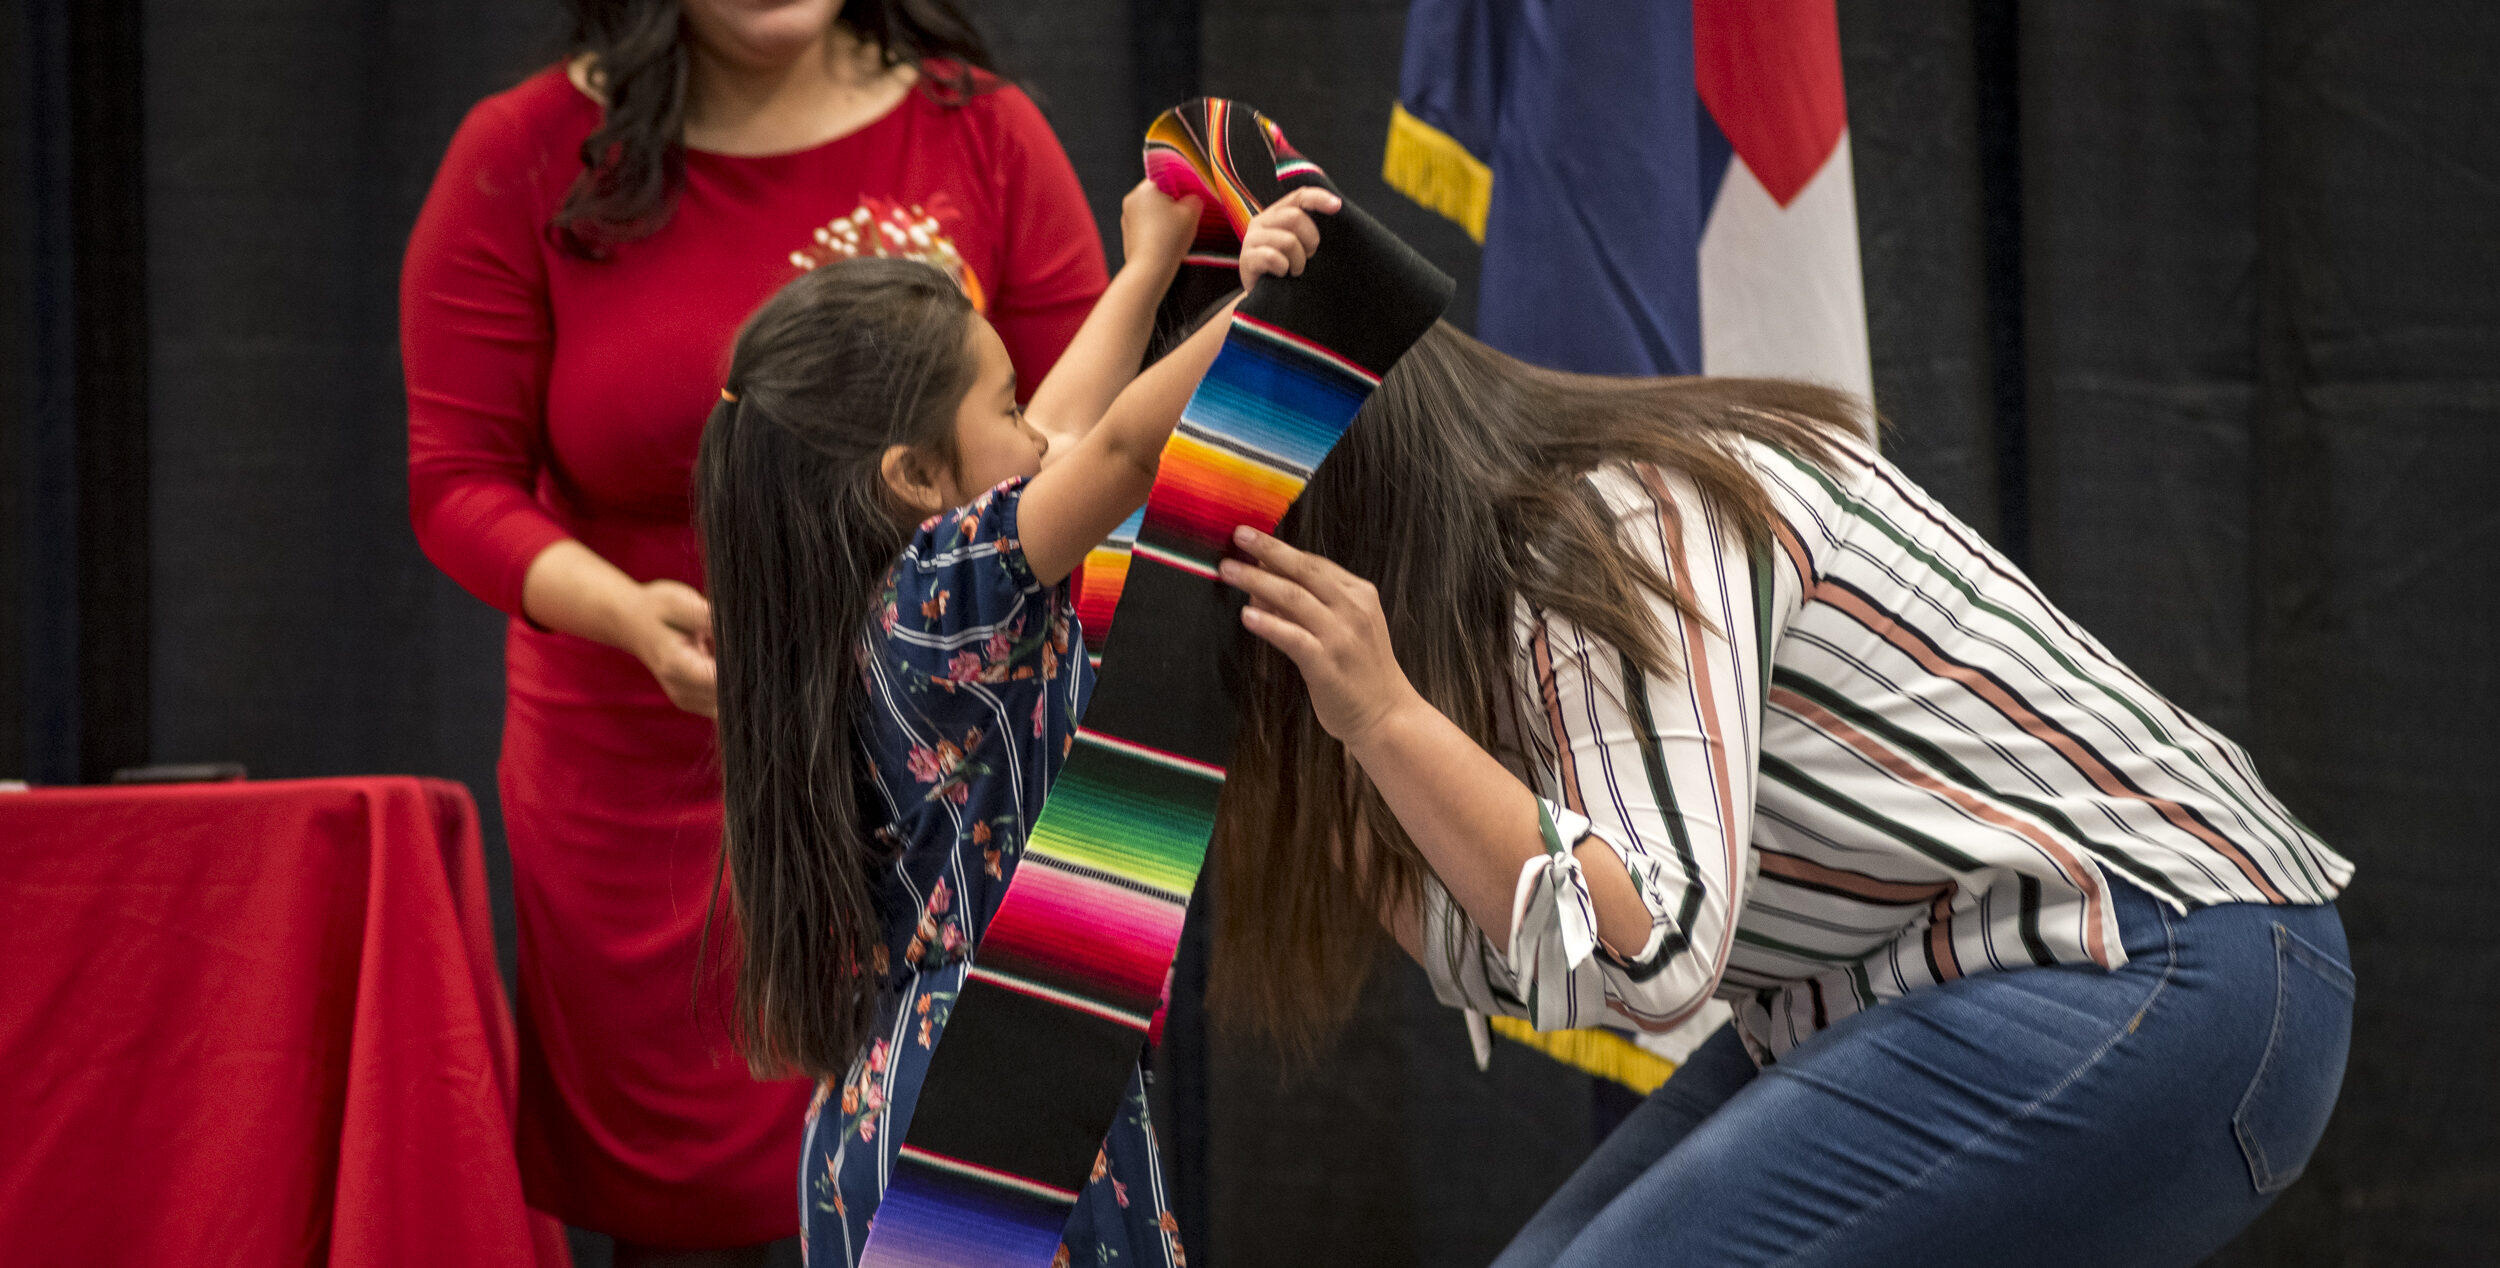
[
  {"x1": 1388, "y1": 0, "x2": 1872, "y2": 395},
  {"x1": 1391, "y1": 0, "x2": 1702, "y2": 376}
]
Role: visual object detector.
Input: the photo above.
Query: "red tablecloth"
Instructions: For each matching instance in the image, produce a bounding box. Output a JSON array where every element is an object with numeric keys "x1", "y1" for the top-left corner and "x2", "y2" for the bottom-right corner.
[{"x1": 0, "y1": 777, "x2": 570, "y2": 1266}]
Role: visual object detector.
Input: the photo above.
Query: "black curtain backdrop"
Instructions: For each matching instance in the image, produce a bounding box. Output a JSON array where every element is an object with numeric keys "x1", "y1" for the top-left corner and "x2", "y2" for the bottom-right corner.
[
  {"x1": 0, "y1": 0, "x2": 29, "y2": 783},
  {"x1": 11, "y1": 0, "x2": 150, "y2": 786},
  {"x1": 5, "y1": 1, "x2": 2493, "y2": 1264}
]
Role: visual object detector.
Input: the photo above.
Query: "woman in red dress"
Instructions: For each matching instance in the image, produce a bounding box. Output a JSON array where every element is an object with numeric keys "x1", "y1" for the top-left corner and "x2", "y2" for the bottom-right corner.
[{"x1": 401, "y1": 2, "x2": 1106, "y2": 1262}]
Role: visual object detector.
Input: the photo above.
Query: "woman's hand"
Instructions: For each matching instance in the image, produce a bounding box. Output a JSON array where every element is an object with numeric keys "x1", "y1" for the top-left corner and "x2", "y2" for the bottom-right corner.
[
  {"x1": 1223, "y1": 527, "x2": 1661, "y2": 960},
  {"x1": 1119, "y1": 179, "x2": 1203, "y2": 273},
  {"x1": 1219, "y1": 525, "x2": 1422, "y2": 750},
  {"x1": 1238, "y1": 187, "x2": 1343, "y2": 295},
  {"x1": 521, "y1": 540, "x2": 718, "y2": 718},
  {"x1": 626, "y1": 579, "x2": 718, "y2": 719}
]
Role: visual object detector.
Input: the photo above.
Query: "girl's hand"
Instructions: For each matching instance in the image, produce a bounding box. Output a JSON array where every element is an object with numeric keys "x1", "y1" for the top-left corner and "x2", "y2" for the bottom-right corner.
[
  {"x1": 628, "y1": 579, "x2": 718, "y2": 718},
  {"x1": 1219, "y1": 525, "x2": 1422, "y2": 750},
  {"x1": 1239, "y1": 187, "x2": 1343, "y2": 295},
  {"x1": 1120, "y1": 179, "x2": 1204, "y2": 272}
]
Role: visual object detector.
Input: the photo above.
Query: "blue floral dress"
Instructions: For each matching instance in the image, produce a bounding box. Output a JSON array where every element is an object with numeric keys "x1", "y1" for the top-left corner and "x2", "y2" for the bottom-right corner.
[{"x1": 801, "y1": 478, "x2": 1184, "y2": 1268}]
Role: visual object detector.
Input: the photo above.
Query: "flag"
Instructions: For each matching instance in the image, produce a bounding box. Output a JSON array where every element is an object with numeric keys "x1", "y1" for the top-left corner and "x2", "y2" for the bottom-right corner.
[
  {"x1": 1383, "y1": 0, "x2": 1872, "y2": 1085},
  {"x1": 1386, "y1": 0, "x2": 1871, "y2": 398}
]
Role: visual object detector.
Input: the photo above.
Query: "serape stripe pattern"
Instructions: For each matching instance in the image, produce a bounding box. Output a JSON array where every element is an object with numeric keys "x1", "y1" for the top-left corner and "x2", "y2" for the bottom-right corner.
[
  {"x1": 870, "y1": 1151, "x2": 1071, "y2": 1266},
  {"x1": 1076, "y1": 104, "x2": 1378, "y2": 656},
  {"x1": 1138, "y1": 318, "x2": 1378, "y2": 573},
  {"x1": 859, "y1": 100, "x2": 1451, "y2": 1267},
  {"x1": 976, "y1": 731, "x2": 1218, "y2": 1023},
  {"x1": 1076, "y1": 316, "x2": 1375, "y2": 655},
  {"x1": 1074, "y1": 509, "x2": 1139, "y2": 662}
]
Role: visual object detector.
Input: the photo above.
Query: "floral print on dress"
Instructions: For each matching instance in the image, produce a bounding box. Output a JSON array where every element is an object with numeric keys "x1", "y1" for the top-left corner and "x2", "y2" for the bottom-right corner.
[{"x1": 800, "y1": 477, "x2": 1176, "y2": 1268}]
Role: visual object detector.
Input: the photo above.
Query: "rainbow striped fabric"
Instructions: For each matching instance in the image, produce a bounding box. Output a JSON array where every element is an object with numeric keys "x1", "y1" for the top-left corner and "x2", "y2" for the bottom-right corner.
[{"x1": 857, "y1": 101, "x2": 1452, "y2": 1268}]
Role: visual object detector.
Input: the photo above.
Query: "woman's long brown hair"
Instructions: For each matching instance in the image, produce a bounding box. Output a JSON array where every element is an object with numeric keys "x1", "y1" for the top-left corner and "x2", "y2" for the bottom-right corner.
[{"x1": 1209, "y1": 322, "x2": 1865, "y2": 1063}]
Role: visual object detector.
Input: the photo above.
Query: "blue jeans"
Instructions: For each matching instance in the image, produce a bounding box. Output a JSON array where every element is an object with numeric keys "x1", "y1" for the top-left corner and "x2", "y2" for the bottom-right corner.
[{"x1": 1491, "y1": 878, "x2": 2354, "y2": 1268}]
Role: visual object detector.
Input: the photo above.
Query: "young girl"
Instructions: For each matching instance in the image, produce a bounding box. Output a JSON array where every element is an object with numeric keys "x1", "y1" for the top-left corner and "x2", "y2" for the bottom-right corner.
[{"x1": 696, "y1": 179, "x2": 1341, "y2": 1268}]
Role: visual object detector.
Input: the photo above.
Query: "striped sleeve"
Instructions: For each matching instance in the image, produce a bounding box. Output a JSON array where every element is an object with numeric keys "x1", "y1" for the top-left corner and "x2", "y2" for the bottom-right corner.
[
  {"x1": 1421, "y1": 463, "x2": 1776, "y2": 1034},
  {"x1": 1415, "y1": 802, "x2": 1605, "y2": 1022}
]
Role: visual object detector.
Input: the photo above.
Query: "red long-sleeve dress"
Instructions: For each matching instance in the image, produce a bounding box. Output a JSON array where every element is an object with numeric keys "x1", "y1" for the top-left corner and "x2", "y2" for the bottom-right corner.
[{"x1": 401, "y1": 65, "x2": 1106, "y2": 1247}]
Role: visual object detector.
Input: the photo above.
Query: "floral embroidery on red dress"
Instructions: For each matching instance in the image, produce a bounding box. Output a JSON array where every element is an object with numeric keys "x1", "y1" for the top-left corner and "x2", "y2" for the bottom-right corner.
[{"x1": 791, "y1": 193, "x2": 990, "y2": 313}]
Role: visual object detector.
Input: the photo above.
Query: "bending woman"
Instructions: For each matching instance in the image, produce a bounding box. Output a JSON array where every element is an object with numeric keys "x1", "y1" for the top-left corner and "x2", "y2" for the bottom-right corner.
[{"x1": 1211, "y1": 325, "x2": 2354, "y2": 1267}]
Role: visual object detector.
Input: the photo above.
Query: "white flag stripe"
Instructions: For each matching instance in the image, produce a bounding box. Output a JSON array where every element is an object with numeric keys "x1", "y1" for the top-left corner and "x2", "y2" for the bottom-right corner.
[{"x1": 1698, "y1": 133, "x2": 1876, "y2": 411}]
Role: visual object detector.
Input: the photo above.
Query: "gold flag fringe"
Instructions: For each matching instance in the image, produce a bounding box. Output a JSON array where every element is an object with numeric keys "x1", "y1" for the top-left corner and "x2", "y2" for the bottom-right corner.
[
  {"x1": 1382, "y1": 102, "x2": 1493, "y2": 244},
  {"x1": 1487, "y1": 1016, "x2": 1679, "y2": 1095}
]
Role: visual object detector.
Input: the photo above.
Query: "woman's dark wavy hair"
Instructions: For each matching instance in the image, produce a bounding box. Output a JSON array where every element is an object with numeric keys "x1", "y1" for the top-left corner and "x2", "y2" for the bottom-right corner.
[
  {"x1": 1210, "y1": 322, "x2": 1868, "y2": 1064},
  {"x1": 696, "y1": 258, "x2": 975, "y2": 1079},
  {"x1": 555, "y1": 0, "x2": 998, "y2": 258}
]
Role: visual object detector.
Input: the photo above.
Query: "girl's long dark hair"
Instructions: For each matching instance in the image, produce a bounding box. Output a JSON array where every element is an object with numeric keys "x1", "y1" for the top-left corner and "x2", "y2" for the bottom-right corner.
[
  {"x1": 697, "y1": 259, "x2": 974, "y2": 1079},
  {"x1": 1210, "y1": 323, "x2": 1867, "y2": 1063},
  {"x1": 555, "y1": 0, "x2": 999, "y2": 257}
]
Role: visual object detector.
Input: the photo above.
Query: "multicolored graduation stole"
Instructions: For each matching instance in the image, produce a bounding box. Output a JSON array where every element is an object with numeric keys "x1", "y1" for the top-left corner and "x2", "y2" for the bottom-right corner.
[{"x1": 859, "y1": 100, "x2": 1452, "y2": 1267}]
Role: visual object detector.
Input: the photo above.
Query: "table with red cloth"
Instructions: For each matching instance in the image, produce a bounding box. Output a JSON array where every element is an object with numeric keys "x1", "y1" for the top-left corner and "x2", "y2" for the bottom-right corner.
[{"x1": 0, "y1": 776, "x2": 570, "y2": 1266}]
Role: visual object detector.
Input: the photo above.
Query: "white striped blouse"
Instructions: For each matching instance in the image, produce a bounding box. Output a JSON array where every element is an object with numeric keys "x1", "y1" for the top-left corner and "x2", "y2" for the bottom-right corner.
[{"x1": 1419, "y1": 437, "x2": 2353, "y2": 1061}]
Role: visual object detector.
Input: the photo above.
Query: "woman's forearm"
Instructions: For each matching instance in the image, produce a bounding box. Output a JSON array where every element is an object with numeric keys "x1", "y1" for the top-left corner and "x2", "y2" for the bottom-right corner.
[
  {"x1": 1022, "y1": 256, "x2": 1184, "y2": 457},
  {"x1": 521, "y1": 539, "x2": 651, "y2": 654},
  {"x1": 1345, "y1": 700, "x2": 1542, "y2": 940},
  {"x1": 1221, "y1": 527, "x2": 1658, "y2": 961},
  {"x1": 522, "y1": 539, "x2": 719, "y2": 717},
  {"x1": 1347, "y1": 698, "x2": 1656, "y2": 955}
]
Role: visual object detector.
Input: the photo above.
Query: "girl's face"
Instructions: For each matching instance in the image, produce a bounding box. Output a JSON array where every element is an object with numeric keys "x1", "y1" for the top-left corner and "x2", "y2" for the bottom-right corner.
[
  {"x1": 946, "y1": 318, "x2": 1048, "y2": 501},
  {"x1": 912, "y1": 316, "x2": 1047, "y2": 513}
]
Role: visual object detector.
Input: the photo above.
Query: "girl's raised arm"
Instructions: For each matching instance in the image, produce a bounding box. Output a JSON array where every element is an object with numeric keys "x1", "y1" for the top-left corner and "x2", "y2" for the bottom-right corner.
[
  {"x1": 1019, "y1": 181, "x2": 1196, "y2": 457},
  {"x1": 1017, "y1": 187, "x2": 1341, "y2": 586}
]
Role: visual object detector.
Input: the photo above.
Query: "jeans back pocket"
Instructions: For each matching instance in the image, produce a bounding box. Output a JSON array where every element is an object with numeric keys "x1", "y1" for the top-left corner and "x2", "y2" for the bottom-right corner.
[{"x1": 2232, "y1": 921, "x2": 2356, "y2": 1193}]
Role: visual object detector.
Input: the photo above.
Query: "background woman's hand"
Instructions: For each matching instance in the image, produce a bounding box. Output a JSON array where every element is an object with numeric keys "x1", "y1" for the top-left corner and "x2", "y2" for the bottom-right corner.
[
  {"x1": 1119, "y1": 179, "x2": 1203, "y2": 272},
  {"x1": 1220, "y1": 525, "x2": 1422, "y2": 749},
  {"x1": 628, "y1": 579, "x2": 718, "y2": 718},
  {"x1": 520, "y1": 540, "x2": 718, "y2": 719},
  {"x1": 1238, "y1": 187, "x2": 1342, "y2": 295}
]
